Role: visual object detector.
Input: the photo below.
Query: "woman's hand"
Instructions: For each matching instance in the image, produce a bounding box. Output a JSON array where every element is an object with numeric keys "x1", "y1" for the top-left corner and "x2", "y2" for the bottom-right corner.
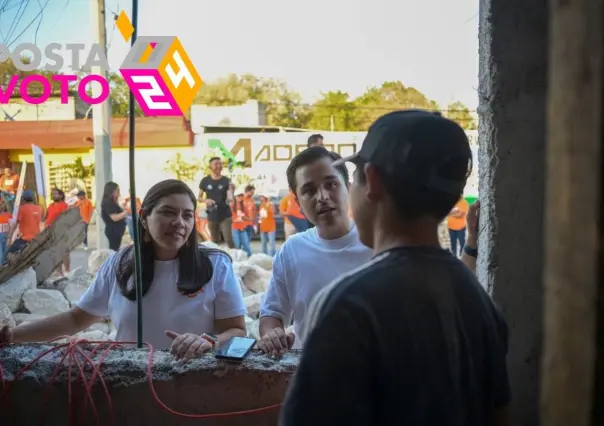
[
  {"x1": 165, "y1": 330, "x2": 213, "y2": 362},
  {"x1": 0, "y1": 325, "x2": 12, "y2": 344}
]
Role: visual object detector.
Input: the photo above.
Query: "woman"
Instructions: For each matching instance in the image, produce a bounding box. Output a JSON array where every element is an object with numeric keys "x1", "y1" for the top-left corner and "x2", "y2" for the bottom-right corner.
[
  {"x1": 231, "y1": 193, "x2": 252, "y2": 256},
  {"x1": 101, "y1": 182, "x2": 127, "y2": 251},
  {"x1": 0, "y1": 179, "x2": 247, "y2": 360},
  {"x1": 46, "y1": 188, "x2": 70, "y2": 274},
  {"x1": 258, "y1": 195, "x2": 276, "y2": 256}
]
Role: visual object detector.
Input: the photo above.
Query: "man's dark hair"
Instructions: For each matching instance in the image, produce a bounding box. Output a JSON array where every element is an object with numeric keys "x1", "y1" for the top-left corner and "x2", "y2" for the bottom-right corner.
[
  {"x1": 287, "y1": 146, "x2": 349, "y2": 194},
  {"x1": 244, "y1": 184, "x2": 255, "y2": 193},
  {"x1": 209, "y1": 156, "x2": 221, "y2": 164},
  {"x1": 354, "y1": 158, "x2": 467, "y2": 221},
  {"x1": 307, "y1": 134, "x2": 324, "y2": 147}
]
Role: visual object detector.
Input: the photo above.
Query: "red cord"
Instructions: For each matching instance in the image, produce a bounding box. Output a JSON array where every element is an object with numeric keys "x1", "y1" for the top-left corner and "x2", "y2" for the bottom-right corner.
[{"x1": 0, "y1": 339, "x2": 282, "y2": 424}]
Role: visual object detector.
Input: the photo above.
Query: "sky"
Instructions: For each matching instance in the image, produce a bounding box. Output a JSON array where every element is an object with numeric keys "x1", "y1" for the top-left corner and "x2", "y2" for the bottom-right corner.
[{"x1": 1, "y1": 0, "x2": 479, "y2": 110}]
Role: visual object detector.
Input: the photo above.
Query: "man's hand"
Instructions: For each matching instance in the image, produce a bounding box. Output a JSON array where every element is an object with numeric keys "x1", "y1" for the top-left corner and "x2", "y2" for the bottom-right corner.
[
  {"x1": 205, "y1": 199, "x2": 216, "y2": 207},
  {"x1": 165, "y1": 330, "x2": 213, "y2": 362},
  {"x1": 258, "y1": 327, "x2": 295, "y2": 355},
  {"x1": 466, "y1": 201, "x2": 480, "y2": 246}
]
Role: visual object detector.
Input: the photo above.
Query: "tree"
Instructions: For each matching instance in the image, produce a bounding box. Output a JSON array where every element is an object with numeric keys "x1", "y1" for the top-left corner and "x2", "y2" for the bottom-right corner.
[
  {"x1": 353, "y1": 81, "x2": 440, "y2": 130},
  {"x1": 108, "y1": 72, "x2": 143, "y2": 117},
  {"x1": 0, "y1": 57, "x2": 74, "y2": 97},
  {"x1": 164, "y1": 153, "x2": 201, "y2": 184},
  {"x1": 193, "y1": 73, "x2": 312, "y2": 128},
  {"x1": 307, "y1": 91, "x2": 360, "y2": 131},
  {"x1": 444, "y1": 101, "x2": 477, "y2": 130}
]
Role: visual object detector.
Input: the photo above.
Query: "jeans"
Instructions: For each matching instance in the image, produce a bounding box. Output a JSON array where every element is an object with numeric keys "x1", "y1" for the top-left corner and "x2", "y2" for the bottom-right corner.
[
  {"x1": 245, "y1": 225, "x2": 255, "y2": 241},
  {"x1": 126, "y1": 215, "x2": 134, "y2": 238},
  {"x1": 288, "y1": 216, "x2": 308, "y2": 233},
  {"x1": 261, "y1": 231, "x2": 276, "y2": 256},
  {"x1": 83, "y1": 223, "x2": 89, "y2": 246},
  {"x1": 449, "y1": 228, "x2": 466, "y2": 257},
  {"x1": 0, "y1": 233, "x2": 7, "y2": 264},
  {"x1": 233, "y1": 228, "x2": 252, "y2": 256}
]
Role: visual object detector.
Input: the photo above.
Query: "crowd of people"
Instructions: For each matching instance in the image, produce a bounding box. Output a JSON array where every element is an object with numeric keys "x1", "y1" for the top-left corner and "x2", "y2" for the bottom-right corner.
[{"x1": 0, "y1": 111, "x2": 508, "y2": 426}]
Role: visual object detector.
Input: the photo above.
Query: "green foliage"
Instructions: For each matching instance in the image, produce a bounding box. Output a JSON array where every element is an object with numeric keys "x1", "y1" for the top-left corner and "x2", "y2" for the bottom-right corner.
[
  {"x1": 194, "y1": 73, "x2": 312, "y2": 128},
  {"x1": 193, "y1": 75, "x2": 475, "y2": 132},
  {"x1": 107, "y1": 72, "x2": 144, "y2": 117},
  {"x1": 164, "y1": 153, "x2": 201, "y2": 183},
  {"x1": 63, "y1": 156, "x2": 95, "y2": 179},
  {"x1": 444, "y1": 101, "x2": 477, "y2": 130}
]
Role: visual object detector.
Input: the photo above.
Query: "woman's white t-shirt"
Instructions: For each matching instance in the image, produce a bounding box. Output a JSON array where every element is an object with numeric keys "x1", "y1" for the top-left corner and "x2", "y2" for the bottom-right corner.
[{"x1": 76, "y1": 249, "x2": 247, "y2": 349}]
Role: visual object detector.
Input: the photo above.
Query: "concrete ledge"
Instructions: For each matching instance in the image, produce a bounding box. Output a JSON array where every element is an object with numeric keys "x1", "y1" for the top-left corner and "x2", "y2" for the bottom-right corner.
[{"x1": 0, "y1": 344, "x2": 299, "y2": 426}]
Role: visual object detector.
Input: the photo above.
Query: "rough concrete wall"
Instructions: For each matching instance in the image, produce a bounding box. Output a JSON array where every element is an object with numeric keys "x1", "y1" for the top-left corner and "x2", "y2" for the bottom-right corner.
[
  {"x1": 478, "y1": 0, "x2": 547, "y2": 423},
  {"x1": 0, "y1": 344, "x2": 297, "y2": 426}
]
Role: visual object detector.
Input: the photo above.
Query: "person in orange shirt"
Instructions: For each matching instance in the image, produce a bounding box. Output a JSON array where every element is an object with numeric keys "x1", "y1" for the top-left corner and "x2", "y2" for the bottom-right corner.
[
  {"x1": 447, "y1": 197, "x2": 470, "y2": 257},
  {"x1": 46, "y1": 188, "x2": 71, "y2": 275},
  {"x1": 231, "y1": 193, "x2": 252, "y2": 256},
  {"x1": 7, "y1": 190, "x2": 43, "y2": 258},
  {"x1": 0, "y1": 198, "x2": 13, "y2": 264},
  {"x1": 283, "y1": 190, "x2": 308, "y2": 234},
  {"x1": 124, "y1": 192, "x2": 142, "y2": 239},
  {"x1": 258, "y1": 195, "x2": 277, "y2": 255},
  {"x1": 243, "y1": 184, "x2": 257, "y2": 241},
  {"x1": 74, "y1": 190, "x2": 94, "y2": 249},
  {"x1": 0, "y1": 167, "x2": 19, "y2": 195},
  {"x1": 279, "y1": 192, "x2": 296, "y2": 240}
]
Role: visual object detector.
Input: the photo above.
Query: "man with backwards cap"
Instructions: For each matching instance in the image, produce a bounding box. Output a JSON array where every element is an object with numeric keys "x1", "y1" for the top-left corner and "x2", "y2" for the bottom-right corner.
[{"x1": 280, "y1": 110, "x2": 510, "y2": 426}]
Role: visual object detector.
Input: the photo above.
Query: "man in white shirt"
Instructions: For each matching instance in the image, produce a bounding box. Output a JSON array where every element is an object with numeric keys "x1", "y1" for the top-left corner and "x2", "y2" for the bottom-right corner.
[{"x1": 258, "y1": 147, "x2": 372, "y2": 355}]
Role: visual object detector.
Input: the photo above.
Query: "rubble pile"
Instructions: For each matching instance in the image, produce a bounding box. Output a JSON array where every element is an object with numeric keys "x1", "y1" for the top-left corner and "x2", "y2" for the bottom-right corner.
[{"x1": 0, "y1": 265, "x2": 117, "y2": 342}]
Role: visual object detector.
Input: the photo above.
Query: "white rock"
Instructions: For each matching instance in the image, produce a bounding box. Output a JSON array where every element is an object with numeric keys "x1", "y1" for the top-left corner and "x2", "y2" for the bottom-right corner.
[
  {"x1": 0, "y1": 302, "x2": 15, "y2": 328},
  {"x1": 0, "y1": 267, "x2": 37, "y2": 312},
  {"x1": 87, "y1": 322, "x2": 110, "y2": 334},
  {"x1": 64, "y1": 282, "x2": 89, "y2": 305},
  {"x1": 108, "y1": 329, "x2": 117, "y2": 341},
  {"x1": 201, "y1": 241, "x2": 220, "y2": 250},
  {"x1": 248, "y1": 319, "x2": 261, "y2": 341},
  {"x1": 12, "y1": 313, "x2": 46, "y2": 325},
  {"x1": 243, "y1": 292, "x2": 265, "y2": 319},
  {"x1": 247, "y1": 253, "x2": 273, "y2": 271},
  {"x1": 242, "y1": 265, "x2": 272, "y2": 293},
  {"x1": 232, "y1": 261, "x2": 251, "y2": 278},
  {"x1": 88, "y1": 249, "x2": 115, "y2": 274},
  {"x1": 228, "y1": 249, "x2": 248, "y2": 262},
  {"x1": 71, "y1": 330, "x2": 108, "y2": 342},
  {"x1": 22, "y1": 289, "x2": 70, "y2": 316}
]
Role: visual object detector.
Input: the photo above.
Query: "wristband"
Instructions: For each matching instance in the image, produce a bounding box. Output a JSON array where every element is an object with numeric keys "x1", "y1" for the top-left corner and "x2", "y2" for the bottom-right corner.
[{"x1": 463, "y1": 245, "x2": 478, "y2": 258}]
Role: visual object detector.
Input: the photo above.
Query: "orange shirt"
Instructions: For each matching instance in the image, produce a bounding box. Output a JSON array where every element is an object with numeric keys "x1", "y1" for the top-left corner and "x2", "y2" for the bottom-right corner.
[
  {"x1": 243, "y1": 196, "x2": 257, "y2": 223},
  {"x1": 279, "y1": 194, "x2": 292, "y2": 225},
  {"x1": 75, "y1": 198, "x2": 94, "y2": 224},
  {"x1": 125, "y1": 197, "x2": 142, "y2": 215},
  {"x1": 17, "y1": 204, "x2": 43, "y2": 241},
  {"x1": 232, "y1": 200, "x2": 251, "y2": 231},
  {"x1": 448, "y1": 199, "x2": 470, "y2": 231},
  {"x1": 0, "y1": 212, "x2": 12, "y2": 234},
  {"x1": 0, "y1": 173, "x2": 19, "y2": 193},
  {"x1": 259, "y1": 203, "x2": 276, "y2": 233},
  {"x1": 46, "y1": 201, "x2": 69, "y2": 226},
  {"x1": 282, "y1": 191, "x2": 305, "y2": 219}
]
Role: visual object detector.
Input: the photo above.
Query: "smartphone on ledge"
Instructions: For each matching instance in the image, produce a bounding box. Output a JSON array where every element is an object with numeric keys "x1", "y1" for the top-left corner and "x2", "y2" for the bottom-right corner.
[{"x1": 215, "y1": 336, "x2": 256, "y2": 361}]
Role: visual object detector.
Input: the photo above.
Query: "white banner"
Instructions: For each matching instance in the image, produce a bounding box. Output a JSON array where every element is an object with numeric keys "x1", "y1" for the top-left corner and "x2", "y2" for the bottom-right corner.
[{"x1": 31, "y1": 144, "x2": 48, "y2": 200}]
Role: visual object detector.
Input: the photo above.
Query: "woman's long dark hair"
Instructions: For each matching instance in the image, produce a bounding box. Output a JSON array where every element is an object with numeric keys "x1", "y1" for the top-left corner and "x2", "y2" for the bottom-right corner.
[
  {"x1": 115, "y1": 179, "x2": 227, "y2": 301},
  {"x1": 102, "y1": 181, "x2": 119, "y2": 205}
]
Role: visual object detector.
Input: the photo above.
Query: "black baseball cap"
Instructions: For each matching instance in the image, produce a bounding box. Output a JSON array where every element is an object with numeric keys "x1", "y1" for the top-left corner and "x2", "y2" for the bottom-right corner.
[{"x1": 333, "y1": 109, "x2": 472, "y2": 195}]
